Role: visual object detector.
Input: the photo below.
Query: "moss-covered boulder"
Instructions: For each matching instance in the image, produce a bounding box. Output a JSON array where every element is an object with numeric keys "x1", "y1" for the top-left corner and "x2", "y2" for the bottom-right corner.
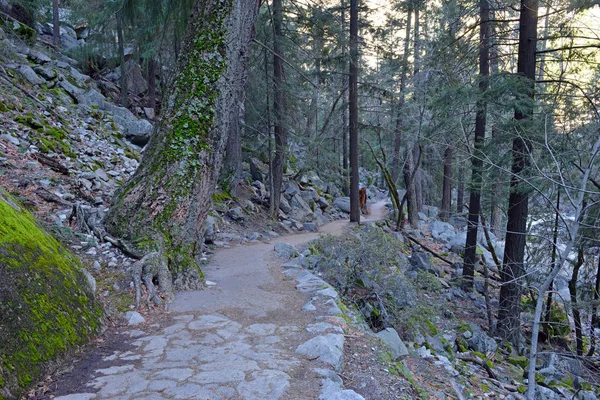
[{"x1": 0, "y1": 188, "x2": 103, "y2": 399}]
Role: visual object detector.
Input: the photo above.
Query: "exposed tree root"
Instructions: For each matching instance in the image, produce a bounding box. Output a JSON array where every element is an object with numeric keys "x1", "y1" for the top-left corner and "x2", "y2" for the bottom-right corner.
[{"x1": 131, "y1": 252, "x2": 174, "y2": 310}]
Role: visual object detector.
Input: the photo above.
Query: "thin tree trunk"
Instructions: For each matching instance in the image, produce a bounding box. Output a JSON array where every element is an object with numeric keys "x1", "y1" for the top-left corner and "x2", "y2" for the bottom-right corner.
[
  {"x1": 463, "y1": 0, "x2": 490, "y2": 291},
  {"x1": 403, "y1": 147, "x2": 418, "y2": 228},
  {"x1": 147, "y1": 58, "x2": 157, "y2": 113},
  {"x1": 341, "y1": 0, "x2": 349, "y2": 196},
  {"x1": 587, "y1": 254, "x2": 600, "y2": 356},
  {"x1": 265, "y1": 47, "x2": 275, "y2": 217},
  {"x1": 440, "y1": 144, "x2": 453, "y2": 221},
  {"x1": 52, "y1": 0, "x2": 60, "y2": 46},
  {"x1": 489, "y1": 18, "x2": 503, "y2": 237},
  {"x1": 391, "y1": 7, "x2": 412, "y2": 183},
  {"x1": 543, "y1": 190, "x2": 560, "y2": 333},
  {"x1": 526, "y1": 136, "x2": 600, "y2": 399},
  {"x1": 569, "y1": 246, "x2": 585, "y2": 356},
  {"x1": 497, "y1": 0, "x2": 538, "y2": 348},
  {"x1": 348, "y1": 0, "x2": 360, "y2": 223},
  {"x1": 414, "y1": 144, "x2": 423, "y2": 212},
  {"x1": 271, "y1": 0, "x2": 286, "y2": 219},
  {"x1": 457, "y1": 165, "x2": 464, "y2": 214},
  {"x1": 104, "y1": 0, "x2": 258, "y2": 290},
  {"x1": 117, "y1": 12, "x2": 127, "y2": 108}
]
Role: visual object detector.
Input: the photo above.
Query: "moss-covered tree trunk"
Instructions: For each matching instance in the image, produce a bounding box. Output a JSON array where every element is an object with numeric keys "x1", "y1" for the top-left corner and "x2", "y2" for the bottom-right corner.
[{"x1": 104, "y1": 0, "x2": 258, "y2": 290}]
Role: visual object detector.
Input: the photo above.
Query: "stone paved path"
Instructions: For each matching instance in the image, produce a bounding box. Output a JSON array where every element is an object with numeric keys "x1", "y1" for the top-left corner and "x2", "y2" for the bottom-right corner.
[{"x1": 53, "y1": 203, "x2": 386, "y2": 400}]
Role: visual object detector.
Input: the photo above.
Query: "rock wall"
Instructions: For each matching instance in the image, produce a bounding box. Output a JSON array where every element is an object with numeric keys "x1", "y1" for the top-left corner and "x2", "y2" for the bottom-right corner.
[{"x1": 0, "y1": 189, "x2": 103, "y2": 399}]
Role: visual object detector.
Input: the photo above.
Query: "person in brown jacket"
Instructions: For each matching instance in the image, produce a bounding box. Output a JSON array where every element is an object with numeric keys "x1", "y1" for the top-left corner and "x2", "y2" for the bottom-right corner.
[{"x1": 359, "y1": 187, "x2": 368, "y2": 215}]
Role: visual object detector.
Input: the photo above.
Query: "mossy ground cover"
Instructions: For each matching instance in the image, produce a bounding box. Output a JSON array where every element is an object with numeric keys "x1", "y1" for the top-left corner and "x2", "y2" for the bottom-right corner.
[{"x1": 0, "y1": 189, "x2": 103, "y2": 399}]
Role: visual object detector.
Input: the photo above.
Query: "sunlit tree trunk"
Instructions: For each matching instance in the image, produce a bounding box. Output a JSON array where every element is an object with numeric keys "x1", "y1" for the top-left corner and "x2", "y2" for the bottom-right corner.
[{"x1": 463, "y1": 0, "x2": 490, "y2": 291}]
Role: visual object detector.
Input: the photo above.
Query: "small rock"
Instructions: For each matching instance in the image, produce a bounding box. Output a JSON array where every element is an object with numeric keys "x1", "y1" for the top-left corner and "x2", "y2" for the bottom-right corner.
[
  {"x1": 125, "y1": 311, "x2": 145, "y2": 326},
  {"x1": 376, "y1": 328, "x2": 409, "y2": 361},
  {"x1": 296, "y1": 334, "x2": 345, "y2": 372},
  {"x1": 274, "y1": 242, "x2": 298, "y2": 259}
]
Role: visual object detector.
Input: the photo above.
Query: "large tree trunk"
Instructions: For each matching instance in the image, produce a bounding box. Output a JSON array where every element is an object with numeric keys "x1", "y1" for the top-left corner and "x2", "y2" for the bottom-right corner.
[
  {"x1": 270, "y1": 0, "x2": 286, "y2": 219},
  {"x1": 462, "y1": 0, "x2": 490, "y2": 291},
  {"x1": 348, "y1": 0, "x2": 360, "y2": 223},
  {"x1": 52, "y1": 0, "x2": 60, "y2": 46},
  {"x1": 440, "y1": 144, "x2": 453, "y2": 221},
  {"x1": 105, "y1": 0, "x2": 258, "y2": 290},
  {"x1": 497, "y1": 0, "x2": 538, "y2": 348},
  {"x1": 391, "y1": 7, "x2": 411, "y2": 183}
]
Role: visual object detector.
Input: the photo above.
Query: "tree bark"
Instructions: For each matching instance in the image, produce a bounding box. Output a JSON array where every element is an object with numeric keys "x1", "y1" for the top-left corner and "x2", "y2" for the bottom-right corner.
[
  {"x1": 497, "y1": 0, "x2": 538, "y2": 348},
  {"x1": 147, "y1": 58, "x2": 157, "y2": 113},
  {"x1": 569, "y1": 246, "x2": 585, "y2": 356},
  {"x1": 391, "y1": 7, "x2": 411, "y2": 183},
  {"x1": 463, "y1": 0, "x2": 490, "y2": 291},
  {"x1": 52, "y1": 0, "x2": 60, "y2": 46},
  {"x1": 587, "y1": 254, "x2": 600, "y2": 356},
  {"x1": 349, "y1": 0, "x2": 360, "y2": 223},
  {"x1": 117, "y1": 12, "x2": 127, "y2": 108},
  {"x1": 271, "y1": 0, "x2": 286, "y2": 219},
  {"x1": 543, "y1": 190, "x2": 560, "y2": 333},
  {"x1": 341, "y1": 0, "x2": 349, "y2": 196},
  {"x1": 403, "y1": 146, "x2": 418, "y2": 228},
  {"x1": 440, "y1": 144, "x2": 453, "y2": 221},
  {"x1": 222, "y1": 92, "x2": 244, "y2": 196},
  {"x1": 104, "y1": 0, "x2": 258, "y2": 290},
  {"x1": 456, "y1": 164, "x2": 464, "y2": 214}
]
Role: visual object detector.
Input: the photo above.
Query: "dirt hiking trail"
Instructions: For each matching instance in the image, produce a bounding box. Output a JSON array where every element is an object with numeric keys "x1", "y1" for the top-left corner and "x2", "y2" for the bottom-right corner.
[{"x1": 49, "y1": 200, "x2": 389, "y2": 400}]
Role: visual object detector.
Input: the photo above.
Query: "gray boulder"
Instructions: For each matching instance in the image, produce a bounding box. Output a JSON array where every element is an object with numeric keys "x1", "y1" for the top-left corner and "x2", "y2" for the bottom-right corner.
[
  {"x1": 466, "y1": 323, "x2": 497, "y2": 353},
  {"x1": 430, "y1": 221, "x2": 456, "y2": 243},
  {"x1": 34, "y1": 66, "x2": 57, "y2": 80},
  {"x1": 410, "y1": 252, "x2": 443, "y2": 276},
  {"x1": 450, "y1": 231, "x2": 467, "y2": 254},
  {"x1": 18, "y1": 65, "x2": 45, "y2": 85},
  {"x1": 124, "y1": 60, "x2": 148, "y2": 96},
  {"x1": 303, "y1": 222, "x2": 318, "y2": 232},
  {"x1": 274, "y1": 242, "x2": 298, "y2": 259},
  {"x1": 333, "y1": 197, "x2": 351, "y2": 213},
  {"x1": 123, "y1": 119, "x2": 153, "y2": 146},
  {"x1": 227, "y1": 207, "x2": 244, "y2": 221},
  {"x1": 423, "y1": 205, "x2": 439, "y2": 219},
  {"x1": 296, "y1": 334, "x2": 344, "y2": 372},
  {"x1": 279, "y1": 197, "x2": 292, "y2": 214},
  {"x1": 27, "y1": 50, "x2": 51, "y2": 64},
  {"x1": 376, "y1": 328, "x2": 408, "y2": 361}
]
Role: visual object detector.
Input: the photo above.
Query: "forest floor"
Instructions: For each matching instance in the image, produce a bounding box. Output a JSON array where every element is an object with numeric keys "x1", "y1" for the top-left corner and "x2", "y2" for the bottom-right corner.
[{"x1": 32, "y1": 201, "x2": 424, "y2": 400}]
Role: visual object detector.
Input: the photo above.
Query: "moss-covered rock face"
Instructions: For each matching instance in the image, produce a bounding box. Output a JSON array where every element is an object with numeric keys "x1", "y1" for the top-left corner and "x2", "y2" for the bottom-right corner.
[{"x1": 0, "y1": 189, "x2": 103, "y2": 399}]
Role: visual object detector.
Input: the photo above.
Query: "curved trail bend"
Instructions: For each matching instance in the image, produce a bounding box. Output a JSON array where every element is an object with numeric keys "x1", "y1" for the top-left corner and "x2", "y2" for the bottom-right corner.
[{"x1": 53, "y1": 200, "x2": 389, "y2": 400}]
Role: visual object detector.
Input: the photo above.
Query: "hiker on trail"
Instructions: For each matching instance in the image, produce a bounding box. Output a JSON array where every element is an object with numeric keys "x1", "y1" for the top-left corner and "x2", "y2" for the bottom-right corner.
[{"x1": 359, "y1": 187, "x2": 368, "y2": 215}]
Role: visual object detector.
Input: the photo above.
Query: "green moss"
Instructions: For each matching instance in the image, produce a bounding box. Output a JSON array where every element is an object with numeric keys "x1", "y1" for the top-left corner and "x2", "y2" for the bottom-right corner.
[
  {"x1": 0, "y1": 189, "x2": 103, "y2": 398},
  {"x1": 13, "y1": 22, "x2": 36, "y2": 45},
  {"x1": 211, "y1": 191, "x2": 232, "y2": 203},
  {"x1": 508, "y1": 355, "x2": 529, "y2": 369}
]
